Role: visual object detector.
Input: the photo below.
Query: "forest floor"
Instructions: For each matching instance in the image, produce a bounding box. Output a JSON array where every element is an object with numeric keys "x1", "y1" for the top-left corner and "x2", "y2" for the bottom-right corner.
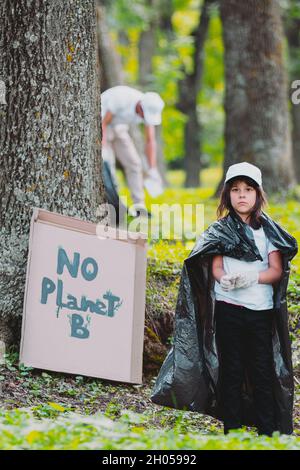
[{"x1": 0, "y1": 351, "x2": 299, "y2": 436}]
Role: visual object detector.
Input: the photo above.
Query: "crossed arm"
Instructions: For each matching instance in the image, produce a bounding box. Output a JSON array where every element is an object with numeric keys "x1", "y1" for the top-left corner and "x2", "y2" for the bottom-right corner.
[{"x1": 212, "y1": 250, "x2": 283, "y2": 285}]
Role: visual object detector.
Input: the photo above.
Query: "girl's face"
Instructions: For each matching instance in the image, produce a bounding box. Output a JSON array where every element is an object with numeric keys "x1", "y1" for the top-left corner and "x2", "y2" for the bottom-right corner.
[{"x1": 229, "y1": 179, "x2": 257, "y2": 221}]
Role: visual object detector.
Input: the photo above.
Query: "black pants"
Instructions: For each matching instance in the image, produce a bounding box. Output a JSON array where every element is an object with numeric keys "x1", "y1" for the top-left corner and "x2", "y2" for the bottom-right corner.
[{"x1": 215, "y1": 300, "x2": 277, "y2": 436}]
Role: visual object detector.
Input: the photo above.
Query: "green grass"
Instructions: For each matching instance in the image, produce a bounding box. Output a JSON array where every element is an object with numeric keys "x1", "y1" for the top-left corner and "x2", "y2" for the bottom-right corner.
[{"x1": 1, "y1": 407, "x2": 300, "y2": 450}]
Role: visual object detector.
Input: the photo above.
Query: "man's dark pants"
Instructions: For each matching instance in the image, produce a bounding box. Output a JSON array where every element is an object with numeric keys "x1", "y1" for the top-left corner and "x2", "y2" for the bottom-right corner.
[{"x1": 215, "y1": 300, "x2": 277, "y2": 436}]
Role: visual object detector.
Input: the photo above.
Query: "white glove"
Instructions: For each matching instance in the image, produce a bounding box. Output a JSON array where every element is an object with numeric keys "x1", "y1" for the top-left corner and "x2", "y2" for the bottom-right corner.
[
  {"x1": 220, "y1": 272, "x2": 259, "y2": 291},
  {"x1": 147, "y1": 167, "x2": 159, "y2": 178},
  {"x1": 144, "y1": 167, "x2": 163, "y2": 197},
  {"x1": 233, "y1": 271, "x2": 259, "y2": 289},
  {"x1": 220, "y1": 274, "x2": 239, "y2": 291}
]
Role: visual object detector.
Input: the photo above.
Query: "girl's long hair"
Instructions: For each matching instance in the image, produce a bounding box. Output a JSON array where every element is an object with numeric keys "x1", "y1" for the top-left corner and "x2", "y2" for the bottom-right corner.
[{"x1": 216, "y1": 176, "x2": 268, "y2": 229}]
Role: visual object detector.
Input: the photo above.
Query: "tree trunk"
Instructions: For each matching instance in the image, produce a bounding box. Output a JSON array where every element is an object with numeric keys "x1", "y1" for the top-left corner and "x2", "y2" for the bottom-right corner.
[
  {"x1": 0, "y1": 0, "x2": 105, "y2": 350},
  {"x1": 291, "y1": 101, "x2": 300, "y2": 183},
  {"x1": 285, "y1": 13, "x2": 300, "y2": 184},
  {"x1": 138, "y1": 29, "x2": 155, "y2": 88},
  {"x1": 183, "y1": 107, "x2": 201, "y2": 187},
  {"x1": 138, "y1": 0, "x2": 157, "y2": 88},
  {"x1": 96, "y1": 1, "x2": 125, "y2": 91},
  {"x1": 158, "y1": 0, "x2": 173, "y2": 36},
  {"x1": 216, "y1": 0, "x2": 295, "y2": 196},
  {"x1": 177, "y1": 0, "x2": 213, "y2": 188}
]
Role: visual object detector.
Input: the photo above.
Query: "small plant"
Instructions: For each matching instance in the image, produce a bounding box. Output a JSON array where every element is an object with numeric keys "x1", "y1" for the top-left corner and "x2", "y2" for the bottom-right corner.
[
  {"x1": 3, "y1": 351, "x2": 19, "y2": 371},
  {"x1": 32, "y1": 402, "x2": 71, "y2": 419},
  {"x1": 18, "y1": 363, "x2": 34, "y2": 377},
  {"x1": 104, "y1": 400, "x2": 123, "y2": 419}
]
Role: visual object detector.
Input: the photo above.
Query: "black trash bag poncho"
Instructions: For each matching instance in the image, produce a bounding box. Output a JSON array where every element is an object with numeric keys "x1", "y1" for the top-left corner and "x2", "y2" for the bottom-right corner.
[{"x1": 151, "y1": 210, "x2": 298, "y2": 434}]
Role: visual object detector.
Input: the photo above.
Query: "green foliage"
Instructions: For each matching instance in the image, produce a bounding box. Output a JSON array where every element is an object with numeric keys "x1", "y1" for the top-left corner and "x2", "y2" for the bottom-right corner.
[
  {"x1": 284, "y1": 0, "x2": 300, "y2": 76},
  {"x1": 282, "y1": 0, "x2": 300, "y2": 19},
  {"x1": 0, "y1": 408, "x2": 299, "y2": 449},
  {"x1": 108, "y1": 0, "x2": 154, "y2": 30}
]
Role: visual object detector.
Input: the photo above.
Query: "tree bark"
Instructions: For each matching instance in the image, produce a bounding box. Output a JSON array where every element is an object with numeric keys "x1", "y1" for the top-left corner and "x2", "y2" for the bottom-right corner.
[
  {"x1": 138, "y1": 29, "x2": 156, "y2": 88},
  {"x1": 291, "y1": 101, "x2": 300, "y2": 184},
  {"x1": 177, "y1": 0, "x2": 213, "y2": 188},
  {"x1": 285, "y1": 13, "x2": 300, "y2": 184},
  {"x1": 0, "y1": 0, "x2": 105, "y2": 348},
  {"x1": 216, "y1": 0, "x2": 295, "y2": 196},
  {"x1": 158, "y1": 0, "x2": 173, "y2": 35},
  {"x1": 96, "y1": 1, "x2": 125, "y2": 91}
]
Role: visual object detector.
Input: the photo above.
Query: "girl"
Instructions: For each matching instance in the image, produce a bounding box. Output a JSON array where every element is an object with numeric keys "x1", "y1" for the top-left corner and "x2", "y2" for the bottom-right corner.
[
  {"x1": 212, "y1": 162, "x2": 283, "y2": 436},
  {"x1": 151, "y1": 162, "x2": 298, "y2": 436}
]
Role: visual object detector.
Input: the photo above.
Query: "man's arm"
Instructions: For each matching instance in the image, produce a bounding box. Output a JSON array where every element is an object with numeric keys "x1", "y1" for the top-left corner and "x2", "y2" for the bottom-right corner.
[
  {"x1": 145, "y1": 125, "x2": 156, "y2": 168},
  {"x1": 102, "y1": 111, "x2": 113, "y2": 146}
]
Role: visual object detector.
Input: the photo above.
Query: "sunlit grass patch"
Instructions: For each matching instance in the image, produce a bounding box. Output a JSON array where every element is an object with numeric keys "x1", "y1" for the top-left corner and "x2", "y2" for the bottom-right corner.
[{"x1": 1, "y1": 408, "x2": 300, "y2": 450}]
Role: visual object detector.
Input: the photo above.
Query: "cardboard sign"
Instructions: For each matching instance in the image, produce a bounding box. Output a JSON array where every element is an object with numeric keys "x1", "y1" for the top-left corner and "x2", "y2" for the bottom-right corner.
[{"x1": 20, "y1": 208, "x2": 147, "y2": 384}]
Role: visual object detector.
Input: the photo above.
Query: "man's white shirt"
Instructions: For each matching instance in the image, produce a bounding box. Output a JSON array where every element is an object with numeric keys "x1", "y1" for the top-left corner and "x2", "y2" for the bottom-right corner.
[{"x1": 101, "y1": 86, "x2": 145, "y2": 126}]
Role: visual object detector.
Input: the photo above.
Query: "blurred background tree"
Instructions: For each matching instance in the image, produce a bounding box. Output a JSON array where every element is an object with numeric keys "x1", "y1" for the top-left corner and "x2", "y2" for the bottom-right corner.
[
  {"x1": 284, "y1": 0, "x2": 300, "y2": 184},
  {"x1": 100, "y1": 0, "x2": 300, "y2": 194},
  {"x1": 216, "y1": 0, "x2": 295, "y2": 194}
]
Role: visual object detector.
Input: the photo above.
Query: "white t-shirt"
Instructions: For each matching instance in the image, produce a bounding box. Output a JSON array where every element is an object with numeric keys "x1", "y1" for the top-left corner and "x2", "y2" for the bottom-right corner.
[
  {"x1": 101, "y1": 86, "x2": 144, "y2": 126},
  {"x1": 214, "y1": 226, "x2": 279, "y2": 310}
]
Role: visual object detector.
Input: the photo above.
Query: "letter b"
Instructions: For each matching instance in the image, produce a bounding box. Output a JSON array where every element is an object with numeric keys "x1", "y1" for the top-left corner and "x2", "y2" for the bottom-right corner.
[{"x1": 70, "y1": 314, "x2": 90, "y2": 339}]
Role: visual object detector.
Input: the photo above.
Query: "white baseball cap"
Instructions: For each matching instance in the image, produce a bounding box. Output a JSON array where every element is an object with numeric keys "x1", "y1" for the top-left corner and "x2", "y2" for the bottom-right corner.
[
  {"x1": 225, "y1": 162, "x2": 262, "y2": 186},
  {"x1": 140, "y1": 92, "x2": 164, "y2": 126}
]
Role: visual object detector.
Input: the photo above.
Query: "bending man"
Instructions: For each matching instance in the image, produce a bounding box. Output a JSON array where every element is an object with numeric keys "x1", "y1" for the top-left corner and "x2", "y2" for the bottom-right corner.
[{"x1": 101, "y1": 85, "x2": 164, "y2": 217}]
